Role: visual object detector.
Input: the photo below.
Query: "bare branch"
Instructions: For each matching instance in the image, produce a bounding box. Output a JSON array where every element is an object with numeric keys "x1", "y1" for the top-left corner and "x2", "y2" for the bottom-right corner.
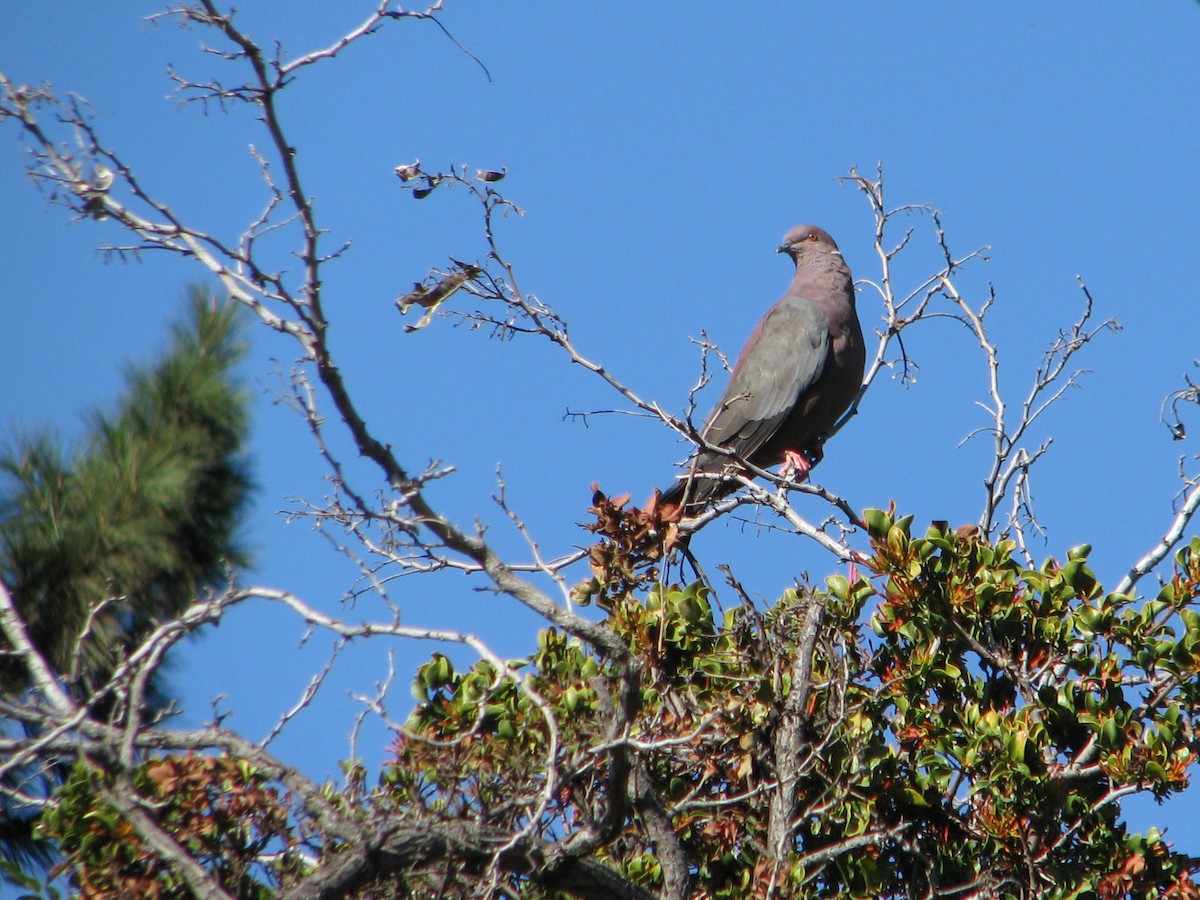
[
  {"x1": 0, "y1": 579, "x2": 75, "y2": 717},
  {"x1": 1115, "y1": 473, "x2": 1200, "y2": 597}
]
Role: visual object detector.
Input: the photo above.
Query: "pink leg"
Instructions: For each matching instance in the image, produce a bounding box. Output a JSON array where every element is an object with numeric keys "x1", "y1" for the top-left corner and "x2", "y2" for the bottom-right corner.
[{"x1": 779, "y1": 449, "x2": 811, "y2": 482}]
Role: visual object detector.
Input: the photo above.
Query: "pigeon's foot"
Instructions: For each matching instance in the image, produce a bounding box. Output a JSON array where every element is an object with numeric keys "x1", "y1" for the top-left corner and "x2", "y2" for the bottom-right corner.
[{"x1": 780, "y1": 449, "x2": 811, "y2": 483}]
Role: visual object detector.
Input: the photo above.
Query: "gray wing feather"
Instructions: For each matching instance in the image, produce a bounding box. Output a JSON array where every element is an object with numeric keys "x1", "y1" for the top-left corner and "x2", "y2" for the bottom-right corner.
[{"x1": 702, "y1": 296, "x2": 829, "y2": 461}]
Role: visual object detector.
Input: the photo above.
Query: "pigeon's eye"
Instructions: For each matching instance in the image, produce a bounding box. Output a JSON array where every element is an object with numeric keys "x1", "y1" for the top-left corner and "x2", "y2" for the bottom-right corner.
[{"x1": 807, "y1": 233, "x2": 820, "y2": 242}]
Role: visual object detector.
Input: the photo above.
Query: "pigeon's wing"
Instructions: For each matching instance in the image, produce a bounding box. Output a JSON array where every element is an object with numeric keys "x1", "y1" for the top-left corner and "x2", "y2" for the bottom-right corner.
[{"x1": 701, "y1": 294, "x2": 830, "y2": 463}]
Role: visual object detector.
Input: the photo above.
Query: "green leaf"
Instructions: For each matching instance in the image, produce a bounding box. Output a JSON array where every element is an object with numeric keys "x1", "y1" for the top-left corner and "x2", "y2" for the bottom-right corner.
[
  {"x1": 863, "y1": 507, "x2": 892, "y2": 536},
  {"x1": 886, "y1": 524, "x2": 909, "y2": 556},
  {"x1": 903, "y1": 787, "x2": 930, "y2": 808}
]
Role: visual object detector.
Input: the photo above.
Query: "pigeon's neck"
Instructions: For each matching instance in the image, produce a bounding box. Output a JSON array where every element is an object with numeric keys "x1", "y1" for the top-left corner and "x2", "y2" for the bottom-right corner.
[{"x1": 792, "y1": 252, "x2": 852, "y2": 291}]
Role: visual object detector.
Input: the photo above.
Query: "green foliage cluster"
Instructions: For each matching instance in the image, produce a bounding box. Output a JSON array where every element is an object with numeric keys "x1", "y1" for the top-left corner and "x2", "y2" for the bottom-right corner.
[
  {"x1": 861, "y1": 511, "x2": 1200, "y2": 898},
  {"x1": 376, "y1": 506, "x2": 1200, "y2": 898},
  {"x1": 37, "y1": 754, "x2": 301, "y2": 899}
]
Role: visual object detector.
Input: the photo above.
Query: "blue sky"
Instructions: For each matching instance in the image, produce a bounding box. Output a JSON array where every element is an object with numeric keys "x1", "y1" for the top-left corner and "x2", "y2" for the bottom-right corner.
[{"x1": 2, "y1": 0, "x2": 1199, "y2": 876}]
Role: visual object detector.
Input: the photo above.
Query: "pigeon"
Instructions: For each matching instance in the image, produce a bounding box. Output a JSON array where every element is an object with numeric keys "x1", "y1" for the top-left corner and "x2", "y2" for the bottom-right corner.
[{"x1": 661, "y1": 225, "x2": 865, "y2": 515}]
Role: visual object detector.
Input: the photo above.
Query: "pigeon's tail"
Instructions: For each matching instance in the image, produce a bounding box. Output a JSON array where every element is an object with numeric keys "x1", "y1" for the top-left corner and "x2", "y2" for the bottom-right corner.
[
  {"x1": 658, "y1": 454, "x2": 739, "y2": 517},
  {"x1": 657, "y1": 476, "x2": 689, "y2": 512}
]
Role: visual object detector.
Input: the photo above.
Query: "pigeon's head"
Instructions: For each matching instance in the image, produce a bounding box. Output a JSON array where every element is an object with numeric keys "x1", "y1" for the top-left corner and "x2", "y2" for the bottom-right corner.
[{"x1": 777, "y1": 225, "x2": 839, "y2": 260}]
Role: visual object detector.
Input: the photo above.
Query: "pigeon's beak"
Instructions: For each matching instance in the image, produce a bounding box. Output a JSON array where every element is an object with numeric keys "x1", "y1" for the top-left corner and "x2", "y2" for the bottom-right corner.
[{"x1": 776, "y1": 244, "x2": 790, "y2": 255}]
